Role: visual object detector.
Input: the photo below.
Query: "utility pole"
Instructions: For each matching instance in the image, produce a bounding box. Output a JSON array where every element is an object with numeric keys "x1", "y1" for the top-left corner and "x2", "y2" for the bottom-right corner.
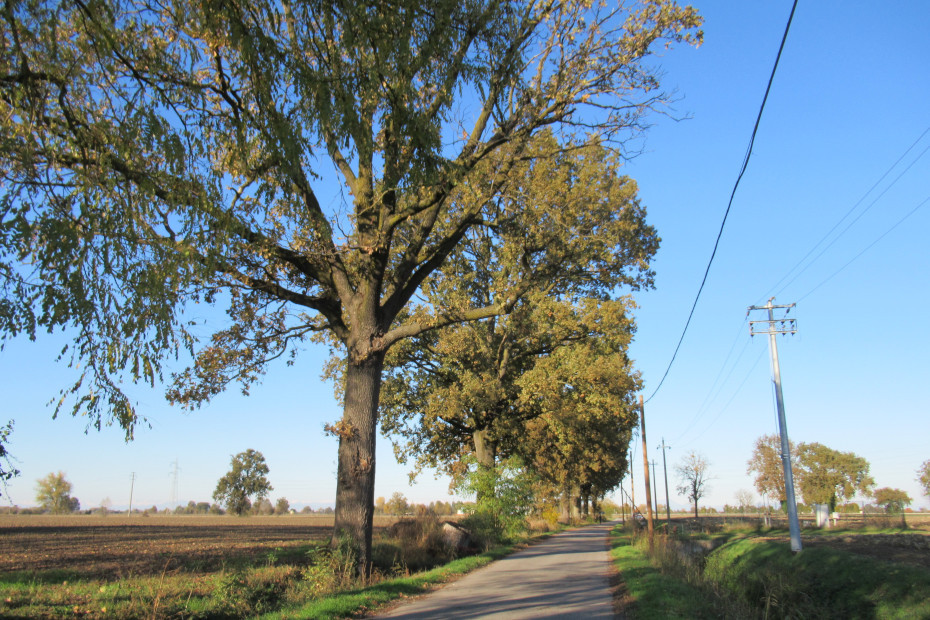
[
  {"x1": 629, "y1": 445, "x2": 635, "y2": 516},
  {"x1": 749, "y1": 297, "x2": 801, "y2": 553},
  {"x1": 128, "y1": 472, "x2": 136, "y2": 516},
  {"x1": 639, "y1": 395, "x2": 654, "y2": 548},
  {"x1": 619, "y1": 481, "x2": 626, "y2": 525},
  {"x1": 659, "y1": 438, "x2": 672, "y2": 524},
  {"x1": 651, "y1": 460, "x2": 659, "y2": 517}
]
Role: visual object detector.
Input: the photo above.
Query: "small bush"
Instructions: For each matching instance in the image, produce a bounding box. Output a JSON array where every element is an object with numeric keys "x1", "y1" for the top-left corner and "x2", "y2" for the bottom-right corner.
[
  {"x1": 214, "y1": 566, "x2": 299, "y2": 615},
  {"x1": 373, "y1": 513, "x2": 455, "y2": 573}
]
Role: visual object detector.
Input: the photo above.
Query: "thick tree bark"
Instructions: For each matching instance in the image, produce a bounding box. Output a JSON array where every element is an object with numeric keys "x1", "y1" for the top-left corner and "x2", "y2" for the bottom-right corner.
[
  {"x1": 472, "y1": 429, "x2": 498, "y2": 504},
  {"x1": 473, "y1": 429, "x2": 497, "y2": 469},
  {"x1": 559, "y1": 488, "x2": 572, "y2": 523},
  {"x1": 332, "y1": 352, "x2": 385, "y2": 578}
]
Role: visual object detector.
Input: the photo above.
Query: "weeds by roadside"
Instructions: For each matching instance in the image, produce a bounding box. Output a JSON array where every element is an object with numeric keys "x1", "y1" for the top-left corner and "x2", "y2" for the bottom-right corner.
[
  {"x1": 0, "y1": 512, "x2": 559, "y2": 618},
  {"x1": 611, "y1": 521, "x2": 930, "y2": 620}
]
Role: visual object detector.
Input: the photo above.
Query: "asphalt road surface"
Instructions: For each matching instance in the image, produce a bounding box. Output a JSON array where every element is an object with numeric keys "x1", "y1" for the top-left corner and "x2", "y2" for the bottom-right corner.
[{"x1": 373, "y1": 521, "x2": 617, "y2": 619}]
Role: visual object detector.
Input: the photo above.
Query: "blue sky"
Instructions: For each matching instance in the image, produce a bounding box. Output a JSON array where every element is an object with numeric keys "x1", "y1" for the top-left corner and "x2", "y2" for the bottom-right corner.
[{"x1": 2, "y1": 1, "x2": 929, "y2": 512}]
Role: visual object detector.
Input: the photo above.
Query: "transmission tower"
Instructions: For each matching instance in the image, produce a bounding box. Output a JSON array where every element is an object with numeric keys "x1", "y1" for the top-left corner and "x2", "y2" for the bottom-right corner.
[{"x1": 169, "y1": 460, "x2": 181, "y2": 508}]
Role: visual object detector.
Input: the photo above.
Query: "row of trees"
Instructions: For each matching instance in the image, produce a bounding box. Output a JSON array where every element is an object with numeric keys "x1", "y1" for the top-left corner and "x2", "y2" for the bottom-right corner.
[
  {"x1": 0, "y1": 0, "x2": 702, "y2": 576},
  {"x1": 748, "y1": 435, "x2": 927, "y2": 512}
]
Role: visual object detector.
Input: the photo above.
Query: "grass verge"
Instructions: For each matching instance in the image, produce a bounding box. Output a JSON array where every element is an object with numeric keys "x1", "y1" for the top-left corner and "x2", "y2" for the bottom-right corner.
[
  {"x1": 704, "y1": 536, "x2": 930, "y2": 619},
  {"x1": 608, "y1": 525, "x2": 720, "y2": 619},
  {"x1": 258, "y1": 545, "x2": 517, "y2": 619}
]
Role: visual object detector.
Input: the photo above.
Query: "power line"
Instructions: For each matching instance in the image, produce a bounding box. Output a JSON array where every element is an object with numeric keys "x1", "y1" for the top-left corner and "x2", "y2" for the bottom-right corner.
[
  {"x1": 675, "y1": 346, "x2": 767, "y2": 445},
  {"x1": 671, "y1": 318, "x2": 753, "y2": 442},
  {"x1": 797, "y1": 194, "x2": 930, "y2": 303},
  {"x1": 770, "y1": 139, "x2": 930, "y2": 300},
  {"x1": 763, "y1": 126, "x2": 930, "y2": 302},
  {"x1": 645, "y1": 0, "x2": 799, "y2": 403}
]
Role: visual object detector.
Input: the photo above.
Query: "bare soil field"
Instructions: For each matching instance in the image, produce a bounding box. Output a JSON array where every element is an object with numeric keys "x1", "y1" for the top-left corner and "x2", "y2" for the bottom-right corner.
[
  {"x1": 802, "y1": 532, "x2": 930, "y2": 569},
  {"x1": 0, "y1": 514, "x2": 398, "y2": 580}
]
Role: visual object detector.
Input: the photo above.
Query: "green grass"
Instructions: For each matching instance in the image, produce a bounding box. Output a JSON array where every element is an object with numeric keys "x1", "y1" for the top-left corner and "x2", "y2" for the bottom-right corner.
[
  {"x1": 258, "y1": 545, "x2": 517, "y2": 619},
  {"x1": 0, "y1": 524, "x2": 554, "y2": 619},
  {"x1": 704, "y1": 536, "x2": 930, "y2": 619},
  {"x1": 608, "y1": 526, "x2": 720, "y2": 619}
]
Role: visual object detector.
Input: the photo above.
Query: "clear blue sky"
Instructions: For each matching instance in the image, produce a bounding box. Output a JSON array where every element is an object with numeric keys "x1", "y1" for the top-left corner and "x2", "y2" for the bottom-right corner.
[{"x1": 2, "y1": 1, "x2": 928, "y2": 512}]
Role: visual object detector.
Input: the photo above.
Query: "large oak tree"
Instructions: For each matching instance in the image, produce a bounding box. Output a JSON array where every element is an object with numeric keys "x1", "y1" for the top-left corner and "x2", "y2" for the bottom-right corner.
[
  {"x1": 746, "y1": 433, "x2": 798, "y2": 509},
  {"x1": 0, "y1": 0, "x2": 700, "y2": 573},
  {"x1": 795, "y1": 442, "x2": 873, "y2": 511},
  {"x1": 379, "y1": 133, "x2": 652, "y2": 483}
]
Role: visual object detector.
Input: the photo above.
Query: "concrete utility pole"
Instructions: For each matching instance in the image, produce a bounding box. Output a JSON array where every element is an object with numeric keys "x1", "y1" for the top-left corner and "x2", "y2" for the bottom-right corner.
[
  {"x1": 659, "y1": 438, "x2": 672, "y2": 524},
  {"x1": 639, "y1": 395, "x2": 654, "y2": 548},
  {"x1": 749, "y1": 297, "x2": 802, "y2": 552}
]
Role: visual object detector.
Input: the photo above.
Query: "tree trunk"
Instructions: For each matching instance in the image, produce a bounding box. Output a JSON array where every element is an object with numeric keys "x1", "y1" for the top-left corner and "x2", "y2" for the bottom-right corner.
[
  {"x1": 332, "y1": 353, "x2": 384, "y2": 579},
  {"x1": 559, "y1": 487, "x2": 572, "y2": 523},
  {"x1": 473, "y1": 428, "x2": 497, "y2": 469},
  {"x1": 693, "y1": 500, "x2": 698, "y2": 519}
]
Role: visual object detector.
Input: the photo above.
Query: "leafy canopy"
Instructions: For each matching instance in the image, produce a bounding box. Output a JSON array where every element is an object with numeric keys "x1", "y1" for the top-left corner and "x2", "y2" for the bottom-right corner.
[
  {"x1": 0, "y1": 421, "x2": 18, "y2": 497},
  {"x1": 918, "y1": 460, "x2": 930, "y2": 499},
  {"x1": 213, "y1": 449, "x2": 273, "y2": 515},
  {"x1": 380, "y1": 132, "x2": 652, "y2": 479},
  {"x1": 795, "y1": 442, "x2": 874, "y2": 512},
  {"x1": 0, "y1": 0, "x2": 701, "y2": 435},
  {"x1": 872, "y1": 487, "x2": 911, "y2": 513},
  {"x1": 35, "y1": 470, "x2": 78, "y2": 514},
  {"x1": 746, "y1": 433, "x2": 798, "y2": 504}
]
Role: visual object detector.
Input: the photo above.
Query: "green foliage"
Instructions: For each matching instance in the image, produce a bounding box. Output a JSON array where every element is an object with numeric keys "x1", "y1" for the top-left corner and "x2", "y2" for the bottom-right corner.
[
  {"x1": 0, "y1": 421, "x2": 18, "y2": 497},
  {"x1": 746, "y1": 433, "x2": 797, "y2": 505},
  {"x1": 385, "y1": 492, "x2": 410, "y2": 516},
  {"x1": 703, "y1": 536, "x2": 930, "y2": 619},
  {"x1": 873, "y1": 487, "x2": 911, "y2": 513},
  {"x1": 262, "y1": 545, "x2": 517, "y2": 620},
  {"x1": 213, "y1": 449, "x2": 273, "y2": 516},
  {"x1": 0, "y1": 0, "x2": 701, "y2": 572},
  {"x1": 609, "y1": 527, "x2": 720, "y2": 619},
  {"x1": 455, "y1": 457, "x2": 535, "y2": 545},
  {"x1": 379, "y1": 133, "x2": 649, "y2": 491},
  {"x1": 373, "y1": 513, "x2": 453, "y2": 573},
  {"x1": 918, "y1": 460, "x2": 930, "y2": 499},
  {"x1": 795, "y1": 442, "x2": 874, "y2": 512},
  {"x1": 274, "y1": 497, "x2": 290, "y2": 515},
  {"x1": 214, "y1": 567, "x2": 300, "y2": 616},
  {"x1": 34, "y1": 471, "x2": 78, "y2": 514}
]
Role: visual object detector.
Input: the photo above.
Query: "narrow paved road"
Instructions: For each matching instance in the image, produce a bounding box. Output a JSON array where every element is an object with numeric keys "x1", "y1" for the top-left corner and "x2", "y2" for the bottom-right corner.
[{"x1": 373, "y1": 521, "x2": 617, "y2": 619}]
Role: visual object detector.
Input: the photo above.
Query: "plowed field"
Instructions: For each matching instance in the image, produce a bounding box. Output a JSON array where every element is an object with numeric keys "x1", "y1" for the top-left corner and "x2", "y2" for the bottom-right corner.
[{"x1": 0, "y1": 514, "x2": 390, "y2": 579}]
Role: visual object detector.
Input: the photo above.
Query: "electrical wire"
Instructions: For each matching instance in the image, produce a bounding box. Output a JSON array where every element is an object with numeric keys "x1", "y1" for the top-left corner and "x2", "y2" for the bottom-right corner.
[
  {"x1": 693, "y1": 317, "x2": 750, "y2": 416},
  {"x1": 670, "y1": 318, "x2": 753, "y2": 442},
  {"x1": 645, "y1": 0, "x2": 799, "y2": 403},
  {"x1": 771, "y1": 140, "x2": 930, "y2": 300},
  {"x1": 677, "y1": 346, "x2": 767, "y2": 445},
  {"x1": 797, "y1": 194, "x2": 930, "y2": 303},
  {"x1": 762, "y1": 126, "x2": 930, "y2": 302}
]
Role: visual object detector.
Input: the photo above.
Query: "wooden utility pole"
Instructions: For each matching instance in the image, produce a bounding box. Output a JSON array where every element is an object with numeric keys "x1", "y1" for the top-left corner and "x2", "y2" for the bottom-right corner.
[
  {"x1": 651, "y1": 460, "x2": 659, "y2": 517},
  {"x1": 629, "y1": 446, "x2": 635, "y2": 515},
  {"x1": 640, "y1": 395, "x2": 654, "y2": 548}
]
